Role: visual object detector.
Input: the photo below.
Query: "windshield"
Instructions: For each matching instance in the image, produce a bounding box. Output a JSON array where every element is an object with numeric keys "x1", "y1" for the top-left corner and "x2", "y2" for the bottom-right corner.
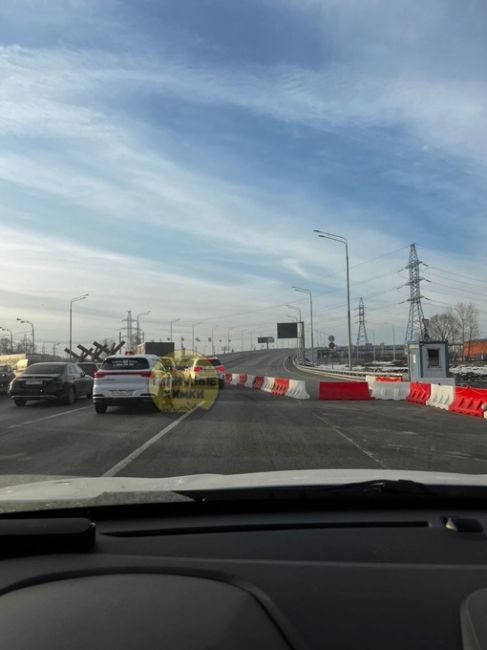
[
  {"x1": 0, "y1": 1, "x2": 487, "y2": 508},
  {"x1": 23, "y1": 364, "x2": 65, "y2": 375}
]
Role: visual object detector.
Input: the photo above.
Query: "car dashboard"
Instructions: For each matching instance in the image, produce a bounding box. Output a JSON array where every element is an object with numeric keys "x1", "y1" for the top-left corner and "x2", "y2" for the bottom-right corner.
[{"x1": 1, "y1": 500, "x2": 487, "y2": 649}]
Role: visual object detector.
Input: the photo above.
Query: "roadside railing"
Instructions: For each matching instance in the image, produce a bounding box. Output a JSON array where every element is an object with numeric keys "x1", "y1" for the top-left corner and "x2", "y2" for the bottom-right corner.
[{"x1": 292, "y1": 359, "x2": 406, "y2": 381}]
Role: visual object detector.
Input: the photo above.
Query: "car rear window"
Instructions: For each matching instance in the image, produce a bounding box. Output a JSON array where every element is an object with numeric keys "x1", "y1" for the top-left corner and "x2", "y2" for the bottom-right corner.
[
  {"x1": 209, "y1": 358, "x2": 222, "y2": 366},
  {"x1": 101, "y1": 357, "x2": 150, "y2": 370},
  {"x1": 24, "y1": 364, "x2": 66, "y2": 375}
]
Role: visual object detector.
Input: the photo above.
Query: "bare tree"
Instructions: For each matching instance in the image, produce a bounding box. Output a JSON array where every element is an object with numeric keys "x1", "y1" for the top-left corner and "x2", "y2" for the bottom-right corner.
[
  {"x1": 455, "y1": 302, "x2": 480, "y2": 360},
  {"x1": 0, "y1": 337, "x2": 11, "y2": 354},
  {"x1": 428, "y1": 310, "x2": 460, "y2": 342}
]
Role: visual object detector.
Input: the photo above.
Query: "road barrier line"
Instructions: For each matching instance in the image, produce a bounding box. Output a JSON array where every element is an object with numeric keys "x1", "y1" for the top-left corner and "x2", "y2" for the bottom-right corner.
[
  {"x1": 7, "y1": 405, "x2": 91, "y2": 430},
  {"x1": 102, "y1": 403, "x2": 202, "y2": 477}
]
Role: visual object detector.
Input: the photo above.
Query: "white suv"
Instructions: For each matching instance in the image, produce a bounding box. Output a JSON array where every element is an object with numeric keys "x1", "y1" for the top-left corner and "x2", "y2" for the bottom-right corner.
[{"x1": 93, "y1": 354, "x2": 160, "y2": 413}]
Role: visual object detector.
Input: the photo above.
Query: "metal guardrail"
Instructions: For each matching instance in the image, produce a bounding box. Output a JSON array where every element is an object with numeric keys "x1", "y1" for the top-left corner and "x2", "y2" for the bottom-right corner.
[{"x1": 292, "y1": 359, "x2": 406, "y2": 381}]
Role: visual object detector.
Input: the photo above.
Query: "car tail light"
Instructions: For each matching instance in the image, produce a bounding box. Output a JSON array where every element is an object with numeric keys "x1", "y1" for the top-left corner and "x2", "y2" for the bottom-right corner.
[
  {"x1": 94, "y1": 371, "x2": 106, "y2": 379},
  {"x1": 216, "y1": 365, "x2": 225, "y2": 372},
  {"x1": 138, "y1": 370, "x2": 152, "y2": 378},
  {"x1": 193, "y1": 366, "x2": 202, "y2": 372}
]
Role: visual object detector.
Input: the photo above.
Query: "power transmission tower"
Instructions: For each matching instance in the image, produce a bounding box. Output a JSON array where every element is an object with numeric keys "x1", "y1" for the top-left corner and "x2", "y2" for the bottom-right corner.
[
  {"x1": 403, "y1": 243, "x2": 430, "y2": 343},
  {"x1": 356, "y1": 297, "x2": 369, "y2": 347},
  {"x1": 121, "y1": 310, "x2": 135, "y2": 352}
]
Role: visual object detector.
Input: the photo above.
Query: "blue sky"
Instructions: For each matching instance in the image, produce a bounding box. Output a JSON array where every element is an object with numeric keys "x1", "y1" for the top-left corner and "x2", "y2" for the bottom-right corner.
[{"x1": 0, "y1": 0, "x2": 486, "y2": 351}]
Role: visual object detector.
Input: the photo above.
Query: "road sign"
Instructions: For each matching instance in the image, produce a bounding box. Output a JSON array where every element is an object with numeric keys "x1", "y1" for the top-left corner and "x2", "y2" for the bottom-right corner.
[
  {"x1": 277, "y1": 322, "x2": 298, "y2": 339},
  {"x1": 257, "y1": 336, "x2": 275, "y2": 343},
  {"x1": 328, "y1": 335, "x2": 335, "y2": 342}
]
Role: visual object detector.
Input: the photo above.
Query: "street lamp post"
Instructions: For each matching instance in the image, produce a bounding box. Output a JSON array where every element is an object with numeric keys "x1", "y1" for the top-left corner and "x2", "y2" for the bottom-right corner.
[
  {"x1": 192, "y1": 322, "x2": 201, "y2": 352},
  {"x1": 314, "y1": 229, "x2": 353, "y2": 370},
  {"x1": 240, "y1": 329, "x2": 248, "y2": 352},
  {"x1": 16, "y1": 318, "x2": 35, "y2": 354},
  {"x1": 136, "y1": 311, "x2": 151, "y2": 347},
  {"x1": 211, "y1": 325, "x2": 218, "y2": 356},
  {"x1": 286, "y1": 304, "x2": 303, "y2": 362},
  {"x1": 69, "y1": 294, "x2": 88, "y2": 358},
  {"x1": 0, "y1": 326, "x2": 13, "y2": 353},
  {"x1": 169, "y1": 318, "x2": 180, "y2": 342},
  {"x1": 292, "y1": 287, "x2": 314, "y2": 364},
  {"x1": 287, "y1": 314, "x2": 300, "y2": 359}
]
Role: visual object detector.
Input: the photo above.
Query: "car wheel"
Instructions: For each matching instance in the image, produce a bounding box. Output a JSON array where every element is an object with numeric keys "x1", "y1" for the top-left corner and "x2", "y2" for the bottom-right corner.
[
  {"x1": 86, "y1": 391, "x2": 93, "y2": 399},
  {"x1": 13, "y1": 398, "x2": 26, "y2": 407},
  {"x1": 65, "y1": 386, "x2": 75, "y2": 405},
  {"x1": 219, "y1": 379, "x2": 225, "y2": 389},
  {"x1": 94, "y1": 402, "x2": 107, "y2": 414}
]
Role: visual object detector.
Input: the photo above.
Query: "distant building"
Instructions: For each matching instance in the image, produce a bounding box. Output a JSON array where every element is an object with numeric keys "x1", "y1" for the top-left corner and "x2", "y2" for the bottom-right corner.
[{"x1": 464, "y1": 339, "x2": 487, "y2": 361}]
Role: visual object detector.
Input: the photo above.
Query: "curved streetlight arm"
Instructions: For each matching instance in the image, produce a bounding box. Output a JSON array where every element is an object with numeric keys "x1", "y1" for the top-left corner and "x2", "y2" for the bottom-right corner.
[
  {"x1": 314, "y1": 229, "x2": 348, "y2": 245},
  {"x1": 69, "y1": 294, "x2": 88, "y2": 357}
]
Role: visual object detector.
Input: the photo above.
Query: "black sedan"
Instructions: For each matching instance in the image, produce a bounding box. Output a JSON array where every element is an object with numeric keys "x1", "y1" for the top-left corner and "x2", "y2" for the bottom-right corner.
[
  {"x1": 8, "y1": 362, "x2": 93, "y2": 406},
  {"x1": 0, "y1": 365, "x2": 15, "y2": 394}
]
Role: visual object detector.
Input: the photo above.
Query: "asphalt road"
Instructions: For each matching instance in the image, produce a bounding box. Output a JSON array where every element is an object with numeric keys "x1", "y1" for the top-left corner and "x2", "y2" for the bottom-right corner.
[{"x1": 0, "y1": 349, "x2": 486, "y2": 484}]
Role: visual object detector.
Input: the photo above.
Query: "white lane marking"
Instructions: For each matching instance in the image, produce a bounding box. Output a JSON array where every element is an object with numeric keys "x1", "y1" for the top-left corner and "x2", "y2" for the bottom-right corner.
[
  {"x1": 7, "y1": 405, "x2": 91, "y2": 430},
  {"x1": 316, "y1": 415, "x2": 386, "y2": 469},
  {"x1": 102, "y1": 404, "x2": 201, "y2": 477}
]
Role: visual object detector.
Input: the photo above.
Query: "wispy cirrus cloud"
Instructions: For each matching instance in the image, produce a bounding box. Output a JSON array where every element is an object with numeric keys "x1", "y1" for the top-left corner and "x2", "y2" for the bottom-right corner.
[{"x1": 0, "y1": 0, "x2": 486, "y2": 346}]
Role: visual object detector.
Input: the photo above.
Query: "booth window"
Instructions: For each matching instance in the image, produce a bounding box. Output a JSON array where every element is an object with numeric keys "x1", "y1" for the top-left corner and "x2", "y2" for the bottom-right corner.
[{"x1": 427, "y1": 348, "x2": 440, "y2": 368}]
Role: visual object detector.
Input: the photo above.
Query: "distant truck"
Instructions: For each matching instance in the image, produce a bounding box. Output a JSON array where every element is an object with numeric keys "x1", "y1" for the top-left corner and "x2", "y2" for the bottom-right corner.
[{"x1": 134, "y1": 342, "x2": 175, "y2": 356}]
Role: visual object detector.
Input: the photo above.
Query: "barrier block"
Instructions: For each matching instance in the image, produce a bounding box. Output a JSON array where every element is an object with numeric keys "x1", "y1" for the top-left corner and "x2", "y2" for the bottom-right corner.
[
  {"x1": 253, "y1": 376, "x2": 264, "y2": 390},
  {"x1": 287, "y1": 379, "x2": 310, "y2": 400},
  {"x1": 244, "y1": 374, "x2": 255, "y2": 388},
  {"x1": 319, "y1": 382, "x2": 372, "y2": 400},
  {"x1": 449, "y1": 387, "x2": 487, "y2": 418},
  {"x1": 238, "y1": 373, "x2": 247, "y2": 386},
  {"x1": 224, "y1": 373, "x2": 232, "y2": 385},
  {"x1": 262, "y1": 376, "x2": 275, "y2": 393},
  {"x1": 272, "y1": 378, "x2": 289, "y2": 396},
  {"x1": 231, "y1": 373, "x2": 240, "y2": 386},
  {"x1": 365, "y1": 375, "x2": 377, "y2": 388},
  {"x1": 372, "y1": 382, "x2": 410, "y2": 400},
  {"x1": 406, "y1": 382, "x2": 432, "y2": 404},
  {"x1": 426, "y1": 385, "x2": 455, "y2": 410}
]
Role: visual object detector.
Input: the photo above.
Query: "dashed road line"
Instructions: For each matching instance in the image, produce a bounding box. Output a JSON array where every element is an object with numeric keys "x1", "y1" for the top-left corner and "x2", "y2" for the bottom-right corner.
[
  {"x1": 316, "y1": 414, "x2": 387, "y2": 469},
  {"x1": 102, "y1": 404, "x2": 201, "y2": 477},
  {"x1": 7, "y1": 406, "x2": 92, "y2": 430}
]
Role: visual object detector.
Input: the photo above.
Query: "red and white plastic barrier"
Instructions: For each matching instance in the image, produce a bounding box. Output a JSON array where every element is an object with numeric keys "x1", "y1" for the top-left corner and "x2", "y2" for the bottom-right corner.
[
  {"x1": 319, "y1": 381, "x2": 372, "y2": 401},
  {"x1": 426, "y1": 385, "x2": 455, "y2": 410},
  {"x1": 244, "y1": 374, "x2": 255, "y2": 388},
  {"x1": 262, "y1": 376, "x2": 276, "y2": 393},
  {"x1": 371, "y1": 382, "x2": 410, "y2": 400},
  {"x1": 225, "y1": 373, "x2": 310, "y2": 399},
  {"x1": 286, "y1": 379, "x2": 310, "y2": 400}
]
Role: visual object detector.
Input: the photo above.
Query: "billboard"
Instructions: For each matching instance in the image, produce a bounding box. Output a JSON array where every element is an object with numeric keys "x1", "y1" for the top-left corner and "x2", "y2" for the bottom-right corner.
[
  {"x1": 277, "y1": 322, "x2": 298, "y2": 339},
  {"x1": 257, "y1": 336, "x2": 275, "y2": 343}
]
